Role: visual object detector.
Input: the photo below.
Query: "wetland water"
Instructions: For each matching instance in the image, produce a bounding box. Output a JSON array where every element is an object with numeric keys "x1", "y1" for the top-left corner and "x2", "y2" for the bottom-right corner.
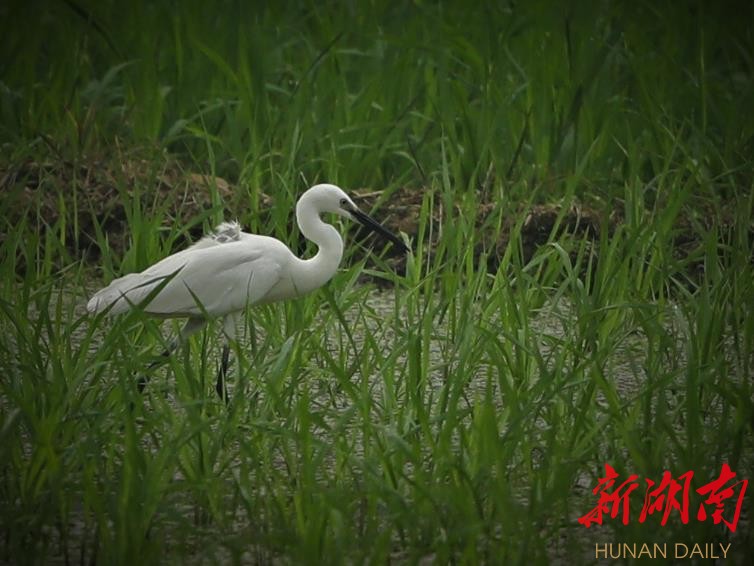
[{"x1": 2, "y1": 282, "x2": 749, "y2": 563}]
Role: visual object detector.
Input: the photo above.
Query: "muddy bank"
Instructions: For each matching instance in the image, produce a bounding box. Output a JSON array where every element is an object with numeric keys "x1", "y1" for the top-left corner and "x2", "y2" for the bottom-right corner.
[{"x1": 2, "y1": 153, "x2": 747, "y2": 280}]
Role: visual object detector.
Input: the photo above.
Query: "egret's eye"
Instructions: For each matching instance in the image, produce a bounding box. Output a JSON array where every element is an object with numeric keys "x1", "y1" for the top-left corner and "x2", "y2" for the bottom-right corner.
[{"x1": 339, "y1": 198, "x2": 348, "y2": 207}]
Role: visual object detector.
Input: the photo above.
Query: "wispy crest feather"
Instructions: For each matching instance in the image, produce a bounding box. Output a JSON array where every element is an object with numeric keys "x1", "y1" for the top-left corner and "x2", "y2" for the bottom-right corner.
[{"x1": 188, "y1": 221, "x2": 243, "y2": 250}]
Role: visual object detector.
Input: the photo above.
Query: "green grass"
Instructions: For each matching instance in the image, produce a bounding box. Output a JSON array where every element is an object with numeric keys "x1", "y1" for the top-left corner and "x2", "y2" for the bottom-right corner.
[{"x1": 2, "y1": 1, "x2": 753, "y2": 563}]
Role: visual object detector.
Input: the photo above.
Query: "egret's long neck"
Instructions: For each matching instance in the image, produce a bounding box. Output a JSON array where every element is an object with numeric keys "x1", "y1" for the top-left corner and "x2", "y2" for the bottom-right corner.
[{"x1": 291, "y1": 202, "x2": 344, "y2": 295}]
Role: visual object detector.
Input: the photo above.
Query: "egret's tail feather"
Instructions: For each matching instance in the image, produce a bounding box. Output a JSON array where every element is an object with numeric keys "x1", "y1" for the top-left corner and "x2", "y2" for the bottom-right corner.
[
  {"x1": 86, "y1": 271, "x2": 179, "y2": 315},
  {"x1": 87, "y1": 272, "x2": 144, "y2": 314}
]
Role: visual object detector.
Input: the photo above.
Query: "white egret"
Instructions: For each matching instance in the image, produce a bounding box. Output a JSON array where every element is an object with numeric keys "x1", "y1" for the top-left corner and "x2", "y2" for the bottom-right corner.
[{"x1": 87, "y1": 183, "x2": 409, "y2": 401}]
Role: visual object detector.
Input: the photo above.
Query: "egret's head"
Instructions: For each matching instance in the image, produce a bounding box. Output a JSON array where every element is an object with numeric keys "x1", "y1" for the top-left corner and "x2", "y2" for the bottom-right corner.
[
  {"x1": 299, "y1": 184, "x2": 355, "y2": 217},
  {"x1": 300, "y1": 184, "x2": 409, "y2": 253}
]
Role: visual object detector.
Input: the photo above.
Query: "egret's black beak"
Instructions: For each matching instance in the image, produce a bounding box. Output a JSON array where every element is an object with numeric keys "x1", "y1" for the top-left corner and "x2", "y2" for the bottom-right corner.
[{"x1": 350, "y1": 207, "x2": 409, "y2": 254}]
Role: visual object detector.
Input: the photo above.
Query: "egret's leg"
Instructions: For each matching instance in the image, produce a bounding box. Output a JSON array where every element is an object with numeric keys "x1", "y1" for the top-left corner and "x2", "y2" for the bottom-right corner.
[
  {"x1": 216, "y1": 344, "x2": 231, "y2": 403},
  {"x1": 215, "y1": 313, "x2": 240, "y2": 404},
  {"x1": 138, "y1": 317, "x2": 207, "y2": 392}
]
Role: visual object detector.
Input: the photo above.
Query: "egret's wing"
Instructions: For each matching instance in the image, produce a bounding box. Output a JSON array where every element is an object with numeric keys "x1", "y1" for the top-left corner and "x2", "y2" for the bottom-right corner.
[{"x1": 88, "y1": 237, "x2": 289, "y2": 317}]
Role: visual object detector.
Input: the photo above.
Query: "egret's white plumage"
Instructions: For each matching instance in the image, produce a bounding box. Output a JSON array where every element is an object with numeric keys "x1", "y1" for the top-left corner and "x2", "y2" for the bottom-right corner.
[
  {"x1": 87, "y1": 183, "x2": 408, "y2": 400},
  {"x1": 86, "y1": 227, "x2": 287, "y2": 317}
]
